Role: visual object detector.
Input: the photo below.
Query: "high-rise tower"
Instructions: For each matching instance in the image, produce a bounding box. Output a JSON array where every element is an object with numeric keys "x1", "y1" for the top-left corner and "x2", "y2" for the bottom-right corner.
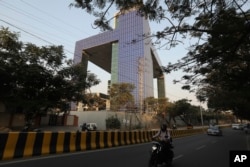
[{"x1": 73, "y1": 9, "x2": 166, "y2": 111}]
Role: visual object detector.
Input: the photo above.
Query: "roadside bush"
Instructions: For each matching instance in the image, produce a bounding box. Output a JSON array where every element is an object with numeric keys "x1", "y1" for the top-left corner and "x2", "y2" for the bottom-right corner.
[{"x1": 106, "y1": 116, "x2": 121, "y2": 130}]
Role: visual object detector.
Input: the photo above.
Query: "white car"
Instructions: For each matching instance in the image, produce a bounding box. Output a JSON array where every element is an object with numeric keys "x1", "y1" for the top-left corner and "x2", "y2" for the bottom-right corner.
[
  {"x1": 232, "y1": 123, "x2": 243, "y2": 130},
  {"x1": 86, "y1": 123, "x2": 97, "y2": 131},
  {"x1": 79, "y1": 122, "x2": 97, "y2": 131},
  {"x1": 207, "y1": 126, "x2": 222, "y2": 136}
]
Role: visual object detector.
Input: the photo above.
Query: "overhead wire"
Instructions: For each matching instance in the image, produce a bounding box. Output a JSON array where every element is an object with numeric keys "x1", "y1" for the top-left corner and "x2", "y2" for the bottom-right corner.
[
  {"x1": 0, "y1": 0, "x2": 192, "y2": 102},
  {"x1": 0, "y1": 18, "x2": 54, "y2": 45},
  {"x1": 0, "y1": 18, "x2": 75, "y2": 57},
  {"x1": 0, "y1": 1, "x2": 81, "y2": 39},
  {"x1": 19, "y1": 0, "x2": 91, "y2": 36},
  {"x1": 0, "y1": 13, "x2": 75, "y2": 48},
  {"x1": 0, "y1": 0, "x2": 88, "y2": 59}
]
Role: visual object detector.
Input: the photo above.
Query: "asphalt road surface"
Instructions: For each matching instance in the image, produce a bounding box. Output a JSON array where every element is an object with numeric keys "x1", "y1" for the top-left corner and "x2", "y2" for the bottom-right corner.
[{"x1": 1, "y1": 128, "x2": 249, "y2": 167}]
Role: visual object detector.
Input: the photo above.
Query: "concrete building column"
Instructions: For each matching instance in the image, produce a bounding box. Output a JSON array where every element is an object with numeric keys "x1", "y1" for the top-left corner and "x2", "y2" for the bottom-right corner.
[{"x1": 157, "y1": 75, "x2": 166, "y2": 98}]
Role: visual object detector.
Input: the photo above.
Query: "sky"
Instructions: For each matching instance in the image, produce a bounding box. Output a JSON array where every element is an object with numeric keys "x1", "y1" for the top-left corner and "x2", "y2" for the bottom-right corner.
[{"x1": 0, "y1": 0, "x2": 207, "y2": 108}]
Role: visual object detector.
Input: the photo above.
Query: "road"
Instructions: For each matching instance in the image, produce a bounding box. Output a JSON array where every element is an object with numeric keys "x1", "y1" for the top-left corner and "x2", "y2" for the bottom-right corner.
[{"x1": 0, "y1": 128, "x2": 249, "y2": 167}]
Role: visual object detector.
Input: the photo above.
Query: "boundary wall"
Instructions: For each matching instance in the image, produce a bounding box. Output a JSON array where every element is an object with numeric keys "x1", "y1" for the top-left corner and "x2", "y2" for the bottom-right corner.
[{"x1": 0, "y1": 129, "x2": 205, "y2": 160}]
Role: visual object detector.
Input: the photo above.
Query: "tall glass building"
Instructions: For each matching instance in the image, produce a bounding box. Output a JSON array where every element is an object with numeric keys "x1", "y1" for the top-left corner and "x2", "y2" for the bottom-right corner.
[{"x1": 73, "y1": 9, "x2": 166, "y2": 111}]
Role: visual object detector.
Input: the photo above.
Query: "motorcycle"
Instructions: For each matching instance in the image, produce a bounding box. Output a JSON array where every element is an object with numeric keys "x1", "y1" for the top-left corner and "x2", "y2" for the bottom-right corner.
[
  {"x1": 148, "y1": 140, "x2": 174, "y2": 167},
  {"x1": 22, "y1": 122, "x2": 41, "y2": 132}
]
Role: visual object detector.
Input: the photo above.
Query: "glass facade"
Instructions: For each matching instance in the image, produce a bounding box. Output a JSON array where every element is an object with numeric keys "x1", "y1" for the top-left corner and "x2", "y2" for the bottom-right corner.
[{"x1": 74, "y1": 9, "x2": 166, "y2": 111}]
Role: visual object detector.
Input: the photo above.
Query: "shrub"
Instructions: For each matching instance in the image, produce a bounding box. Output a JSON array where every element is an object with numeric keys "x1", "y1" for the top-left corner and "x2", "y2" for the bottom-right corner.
[{"x1": 106, "y1": 116, "x2": 121, "y2": 129}]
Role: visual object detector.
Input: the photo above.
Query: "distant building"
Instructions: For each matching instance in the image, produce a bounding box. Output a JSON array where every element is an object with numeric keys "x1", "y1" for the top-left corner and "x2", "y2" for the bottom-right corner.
[
  {"x1": 73, "y1": 8, "x2": 166, "y2": 111},
  {"x1": 75, "y1": 93, "x2": 110, "y2": 111}
]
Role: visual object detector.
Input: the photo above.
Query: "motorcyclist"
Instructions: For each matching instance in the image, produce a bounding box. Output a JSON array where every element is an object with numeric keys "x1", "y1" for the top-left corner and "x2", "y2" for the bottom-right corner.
[
  {"x1": 81, "y1": 123, "x2": 87, "y2": 131},
  {"x1": 152, "y1": 123, "x2": 173, "y2": 149}
]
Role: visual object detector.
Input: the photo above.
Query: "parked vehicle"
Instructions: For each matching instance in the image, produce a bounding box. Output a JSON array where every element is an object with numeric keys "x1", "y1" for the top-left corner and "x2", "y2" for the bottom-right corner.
[
  {"x1": 22, "y1": 122, "x2": 42, "y2": 132},
  {"x1": 232, "y1": 123, "x2": 244, "y2": 130},
  {"x1": 86, "y1": 123, "x2": 97, "y2": 131},
  {"x1": 207, "y1": 125, "x2": 222, "y2": 136},
  {"x1": 148, "y1": 140, "x2": 174, "y2": 167},
  {"x1": 80, "y1": 122, "x2": 97, "y2": 131}
]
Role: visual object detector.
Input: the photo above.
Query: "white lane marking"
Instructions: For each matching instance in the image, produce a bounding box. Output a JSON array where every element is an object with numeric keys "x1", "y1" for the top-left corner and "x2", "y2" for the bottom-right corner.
[
  {"x1": 173, "y1": 154, "x2": 183, "y2": 160},
  {"x1": 0, "y1": 143, "x2": 151, "y2": 166},
  {"x1": 196, "y1": 145, "x2": 206, "y2": 150}
]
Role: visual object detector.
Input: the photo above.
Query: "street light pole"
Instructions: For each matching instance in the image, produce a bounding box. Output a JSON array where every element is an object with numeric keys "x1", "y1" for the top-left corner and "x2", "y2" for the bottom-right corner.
[
  {"x1": 200, "y1": 103, "x2": 204, "y2": 128},
  {"x1": 197, "y1": 84, "x2": 204, "y2": 129}
]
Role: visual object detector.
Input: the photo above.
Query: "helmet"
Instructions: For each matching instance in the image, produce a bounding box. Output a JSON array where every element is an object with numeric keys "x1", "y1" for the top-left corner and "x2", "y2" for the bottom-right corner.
[{"x1": 160, "y1": 124, "x2": 167, "y2": 131}]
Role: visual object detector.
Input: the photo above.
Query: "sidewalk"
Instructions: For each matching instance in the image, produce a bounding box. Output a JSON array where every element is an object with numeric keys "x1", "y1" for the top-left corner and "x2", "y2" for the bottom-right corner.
[{"x1": 39, "y1": 125, "x2": 80, "y2": 132}]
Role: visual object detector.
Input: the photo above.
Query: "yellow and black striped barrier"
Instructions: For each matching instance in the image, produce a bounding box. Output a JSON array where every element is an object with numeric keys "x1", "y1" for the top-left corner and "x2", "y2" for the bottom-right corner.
[{"x1": 0, "y1": 129, "x2": 206, "y2": 160}]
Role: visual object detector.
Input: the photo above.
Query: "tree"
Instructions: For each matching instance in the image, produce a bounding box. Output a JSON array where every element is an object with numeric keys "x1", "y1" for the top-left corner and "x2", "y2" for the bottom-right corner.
[
  {"x1": 106, "y1": 115, "x2": 121, "y2": 129},
  {"x1": 70, "y1": 0, "x2": 250, "y2": 119},
  {"x1": 169, "y1": 99, "x2": 202, "y2": 125},
  {"x1": 157, "y1": 97, "x2": 169, "y2": 113},
  {"x1": 167, "y1": 102, "x2": 178, "y2": 125},
  {"x1": 109, "y1": 83, "x2": 135, "y2": 111},
  {"x1": 82, "y1": 93, "x2": 107, "y2": 110},
  {"x1": 0, "y1": 27, "x2": 100, "y2": 124},
  {"x1": 144, "y1": 96, "x2": 157, "y2": 112}
]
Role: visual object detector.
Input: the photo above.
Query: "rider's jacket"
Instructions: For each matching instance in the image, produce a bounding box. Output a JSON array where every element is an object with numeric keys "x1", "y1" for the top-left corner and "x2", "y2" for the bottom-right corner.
[{"x1": 153, "y1": 130, "x2": 171, "y2": 142}]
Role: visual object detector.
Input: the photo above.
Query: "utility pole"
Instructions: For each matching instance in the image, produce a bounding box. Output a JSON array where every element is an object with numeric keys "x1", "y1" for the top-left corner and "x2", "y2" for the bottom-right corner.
[
  {"x1": 200, "y1": 104, "x2": 204, "y2": 128},
  {"x1": 138, "y1": 57, "x2": 144, "y2": 113}
]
